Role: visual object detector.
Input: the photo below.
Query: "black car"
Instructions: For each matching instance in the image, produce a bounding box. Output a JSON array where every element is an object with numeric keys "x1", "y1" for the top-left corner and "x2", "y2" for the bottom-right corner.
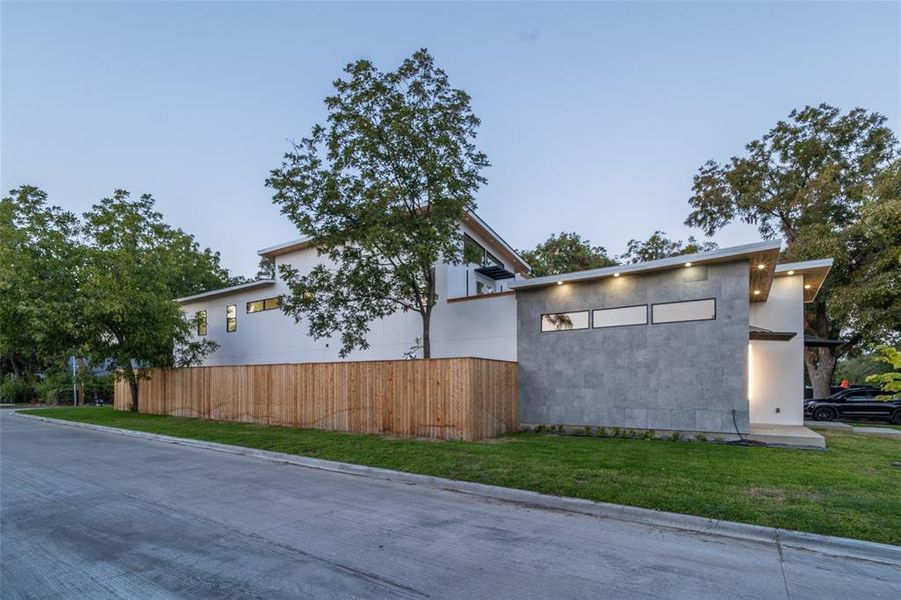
[{"x1": 804, "y1": 387, "x2": 901, "y2": 424}]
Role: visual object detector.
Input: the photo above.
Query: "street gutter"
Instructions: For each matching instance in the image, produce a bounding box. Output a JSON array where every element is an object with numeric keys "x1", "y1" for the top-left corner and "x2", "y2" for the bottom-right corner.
[{"x1": 14, "y1": 410, "x2": 901, "y2": 567}]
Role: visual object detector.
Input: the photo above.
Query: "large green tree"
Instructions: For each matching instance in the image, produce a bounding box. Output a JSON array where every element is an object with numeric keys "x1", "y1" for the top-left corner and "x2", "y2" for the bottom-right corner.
[
  {"x1": 79, "y1": 191, "x2": 224, "y2": 410},
  {"x1": 618, "y1": 231, "x2": 718, "y2": 264},
  {"x1": 0, "y1": 186, "x2": 82, "y2": 382},
  {"x1": 685, "y1": 104, "x2": 899, "y2": 398},
  {"x1": 266, "y1": 49, "x2": 488, "y2": 358},
  {"x1": 520, "y1": 232, "x2": 615, "y2": 277}
]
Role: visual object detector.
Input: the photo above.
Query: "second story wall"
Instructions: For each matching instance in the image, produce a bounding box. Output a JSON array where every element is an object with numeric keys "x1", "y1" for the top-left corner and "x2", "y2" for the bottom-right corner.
[{"x1": 180, "y1": 227, "x2": 519, "y2": 366}]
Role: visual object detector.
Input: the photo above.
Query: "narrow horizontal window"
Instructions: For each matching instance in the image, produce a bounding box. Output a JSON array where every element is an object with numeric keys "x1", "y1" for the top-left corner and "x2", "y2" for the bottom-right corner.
[
  {"x1": 196, "y1": 310, "x2": 207, "y2": 336},
  {"x1": 541, "y1": 311, "x2": 589, "y2": 332},
  {"x1": 247, "y1": 296, "x2": 281, "y2": 313},
  {"x1": 652, "y1": 298, "x2": 716, "y2": 324},
  {"x1": 592, "y1": 305, "x2": 647, "y2": 328},
  {"x1": 226, "y1": 305, "x2": 237, "y2": 332}
]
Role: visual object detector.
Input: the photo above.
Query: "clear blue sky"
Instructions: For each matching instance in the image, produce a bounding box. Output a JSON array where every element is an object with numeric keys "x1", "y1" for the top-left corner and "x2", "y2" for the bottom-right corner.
[{"x1": 3, "y1": 1, "x2": 898, "y2": 276}]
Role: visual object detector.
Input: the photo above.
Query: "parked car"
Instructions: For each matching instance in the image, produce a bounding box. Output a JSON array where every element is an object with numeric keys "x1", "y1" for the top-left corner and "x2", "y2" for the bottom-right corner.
[{"x1": 804, "y1": 387, "x2": 901, "y2": 424}]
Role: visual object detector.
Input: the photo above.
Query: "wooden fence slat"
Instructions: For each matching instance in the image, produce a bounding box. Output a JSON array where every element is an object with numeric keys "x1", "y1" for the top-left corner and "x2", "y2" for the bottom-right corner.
[{"x1": 117, "y1": 358, "x2": 517, "y2": 440}]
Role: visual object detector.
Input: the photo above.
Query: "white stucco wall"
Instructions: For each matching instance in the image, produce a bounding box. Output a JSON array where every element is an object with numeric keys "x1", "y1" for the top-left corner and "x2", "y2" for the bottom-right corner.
[
  {"x1": 748, "y1": 275, "x2": 805, "y2": 426},
  {"x1": 180, "y1": 224, "x2": 518, "y2": 366}
]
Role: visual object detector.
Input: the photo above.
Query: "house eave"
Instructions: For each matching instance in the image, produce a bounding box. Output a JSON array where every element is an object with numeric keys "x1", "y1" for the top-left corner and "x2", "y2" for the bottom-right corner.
[
  {"x1": 774, "y1": 259, "x2": 833, "y2": 303},
  {"x1": 175, "y1": 279, "x2": 277, "y2": 304},
  {"x1": 510, "y1": 240, "x2": 782, "y2": 301}
]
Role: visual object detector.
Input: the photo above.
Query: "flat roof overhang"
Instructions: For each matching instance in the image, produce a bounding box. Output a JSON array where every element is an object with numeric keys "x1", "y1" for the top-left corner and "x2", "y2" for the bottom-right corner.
[
  {"x1": 475, "y1": 265, "x2": 515, "y2": 280},
  {"x1": 804, "y1": 334, "x2": 846, "y2": 348},
  {"x1": 510, "y1": 240, "x2": 782, "y2": 302},
  {"x1": 175, "y1": 279, "x2": 276, "y2": 304},
  {"x1": 749, "y1": 326, "x2": 797, "y2": 341},
  {"x1": 774, "y1": 259, "x2": 833, "y2": 303}
]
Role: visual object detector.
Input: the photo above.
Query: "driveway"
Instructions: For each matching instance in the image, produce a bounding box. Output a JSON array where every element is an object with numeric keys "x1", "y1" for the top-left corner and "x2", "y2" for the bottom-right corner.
[{"x1": 2, "y1": 411, "x2": 899, "y2": 599}]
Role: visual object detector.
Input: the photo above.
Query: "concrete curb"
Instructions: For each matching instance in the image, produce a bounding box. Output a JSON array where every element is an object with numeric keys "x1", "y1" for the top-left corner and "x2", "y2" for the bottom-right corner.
[{"x1": 14, "y1": 411, "x2": 901, "y2": 567}]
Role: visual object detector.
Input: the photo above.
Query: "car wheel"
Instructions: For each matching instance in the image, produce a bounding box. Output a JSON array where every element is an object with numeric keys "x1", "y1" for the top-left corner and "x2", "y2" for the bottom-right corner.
[
  {"x1": 813, "y1": 407, "x2": 837, "y2": 422},
  {"x1": 892, "y1": 410, "x2": 901, "y2": 425}
]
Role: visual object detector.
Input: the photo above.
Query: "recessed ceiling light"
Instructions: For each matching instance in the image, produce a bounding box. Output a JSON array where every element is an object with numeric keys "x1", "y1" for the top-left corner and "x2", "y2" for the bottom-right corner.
[
  {"x1": 556, "y1": 281, "x2": 563, "y2": 286},
  {"x1": 684, "y1": 262, "x2": 692, "y2": 267},
  {"x1": 804, "y1": 284, "x2": 812, "y2": 290},
  {"x1": 787, "y1": 270, "x2": 795, "y2": 276},
  {"x1": 753, "y1": 290, "x2": 760, "y2": 295},
  {"x1": 757, "y1": 264, "x2": 766, "y2": 270},
  {"x1": 613, "y1": 272, "x2": 620, "y2": 277}
]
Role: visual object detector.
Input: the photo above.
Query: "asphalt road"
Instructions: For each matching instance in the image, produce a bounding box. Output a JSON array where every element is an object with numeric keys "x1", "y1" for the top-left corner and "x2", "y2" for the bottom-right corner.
[{"x1": 2, "y1": 411, "x2": 899, "y2": 599}]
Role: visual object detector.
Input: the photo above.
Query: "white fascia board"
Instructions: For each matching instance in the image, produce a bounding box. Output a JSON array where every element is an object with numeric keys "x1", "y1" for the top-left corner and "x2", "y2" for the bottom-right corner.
[
  {"x1": 465, "y1": 211, "x2": 532, "y2": 272},
  {"x1": 510, "y1": 240, "x2": 782, "y2": 291},
  {"x1": 257, "y1": 237, "x2": 313, "y2": 258},
  {"x1": 774, "y1": 258, "x2": 834, "y2": 274},
  {"x1": 175, "y1": 279, "x2": 276, "y2": 304}
]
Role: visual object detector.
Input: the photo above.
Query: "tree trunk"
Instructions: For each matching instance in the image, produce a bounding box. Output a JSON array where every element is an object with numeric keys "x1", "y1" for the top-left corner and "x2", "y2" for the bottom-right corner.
[
  {"x1": 805, "y1": 347, "x2": 837, "y2": 400},
  {"x1": 421, "y1": 310, "x2": 431, "y2": 359},
  {"x1": 126, "y1": 365, "x2": 139, "y2": 412}
]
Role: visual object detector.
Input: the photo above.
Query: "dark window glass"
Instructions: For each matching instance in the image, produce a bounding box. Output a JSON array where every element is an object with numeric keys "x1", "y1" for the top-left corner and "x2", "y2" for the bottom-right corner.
[
  {"x1": 463, "y1": 234, "x2": 485, "y2": 265},
  {"x1": 226, "y1": 305, "x2": 237, "y2": 332},
  {"x1": 247, "y1": 296, "x2": 281, "y2": 314},
  {"x1": 485, "y1": 250, "x2": 503, "y2": 268},
  {"x1": 196, "y1": 310, "x2": 207, "y2": 336}
]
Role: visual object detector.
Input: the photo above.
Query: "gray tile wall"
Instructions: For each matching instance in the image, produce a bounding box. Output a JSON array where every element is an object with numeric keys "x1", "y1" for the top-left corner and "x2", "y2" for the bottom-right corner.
[{"x1": 516, "y1": 262, "x2": 750, "y2": 434}]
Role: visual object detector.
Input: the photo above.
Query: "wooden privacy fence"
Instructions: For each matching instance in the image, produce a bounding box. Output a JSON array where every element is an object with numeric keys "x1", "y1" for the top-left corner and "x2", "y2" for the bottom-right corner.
[{"x1": 114, "y1": 358, "x2": 518, "y2": 441}]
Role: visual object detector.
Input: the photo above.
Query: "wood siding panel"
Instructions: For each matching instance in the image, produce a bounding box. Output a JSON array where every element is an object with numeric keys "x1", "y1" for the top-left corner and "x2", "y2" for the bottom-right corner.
[{"x1": 115, "y1": 358, "x2": 517, "y2": 440}]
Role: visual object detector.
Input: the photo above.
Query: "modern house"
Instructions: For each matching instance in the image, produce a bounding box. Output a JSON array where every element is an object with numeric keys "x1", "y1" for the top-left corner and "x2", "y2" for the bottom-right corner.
[{"x1": 177, "y1": 213, "x2": 832, "y2": 447}]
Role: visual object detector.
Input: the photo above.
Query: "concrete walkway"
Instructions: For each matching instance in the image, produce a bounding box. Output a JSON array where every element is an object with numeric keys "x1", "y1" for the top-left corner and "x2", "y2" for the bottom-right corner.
[
  {"x1": 2, "y1": 412, "x2": 899, "y2": 599},
  {"x1": 806, "y1": 420, "x2": 901, "y2": 438}
]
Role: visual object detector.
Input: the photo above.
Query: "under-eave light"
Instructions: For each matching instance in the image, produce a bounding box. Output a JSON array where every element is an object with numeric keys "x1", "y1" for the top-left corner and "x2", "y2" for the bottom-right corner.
[
  {"x1": 556, "y1": 281, "x2": 563, "y2": 286},
  {"x1": 804, "y1": 284, "x2": 812, "y2": 290},
  {"x1": 684, "y1": 262, "x2": 692, "y2": 267},
  {"x1": 787, "y1": 270, "x2": 795, "y2": 275},
  {"x1": 613, "y1": 272, "x2": 620, "y2": 277},
  {"x1": 753, "y1": 290, "x2": 760, "y2": 295},
  {"x1": 757, "y1": 264, "x2": 766, "y2": 270}
]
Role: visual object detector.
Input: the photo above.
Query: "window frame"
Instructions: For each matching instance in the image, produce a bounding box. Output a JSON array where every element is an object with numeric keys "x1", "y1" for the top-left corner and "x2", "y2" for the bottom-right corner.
[
  {"x1": 226, "y1": 304, "x2": 237, "y2": 332},
  {"x1": 651, "y1": 298, "x2": 717, "y2": 325},
  {"x1": 246, "y1": 296, "x2": 281, "y2": 314},
  {"x1": 540, "y1": 310, "x2": 590, "y2": 333},
  {"x1": 196, "y1": 310, "x2": 208, "y2": 336},
  {"x1": 591, "y1": 304, "x2": 648, "y2": 329}
]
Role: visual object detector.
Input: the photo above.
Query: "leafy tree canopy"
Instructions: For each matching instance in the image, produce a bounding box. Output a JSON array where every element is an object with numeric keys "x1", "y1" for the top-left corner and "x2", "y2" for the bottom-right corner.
[
  {"x1": 520, "y1": 232, "x2": 615, "y2": 277},
  {"x1": 266, "y1": 49, "x2": 488, "y2": 358},
  {"x1": 0, "y1": 186, "x2": 81, "y2": 379},
  {"x1": 684, "y1": 104, "x2": 899, "y2": 398},
  {"x1": 618, "y1": 231, "x2": 718, "y2": 264},
  {"x1": 79, "y1": 190, "x2": 223, "y2": 409}
]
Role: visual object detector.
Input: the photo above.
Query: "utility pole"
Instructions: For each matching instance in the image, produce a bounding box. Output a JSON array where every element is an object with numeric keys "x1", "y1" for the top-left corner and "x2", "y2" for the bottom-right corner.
[{"x1": 70, "y1": 355, "x2": 78, "y2": 407}]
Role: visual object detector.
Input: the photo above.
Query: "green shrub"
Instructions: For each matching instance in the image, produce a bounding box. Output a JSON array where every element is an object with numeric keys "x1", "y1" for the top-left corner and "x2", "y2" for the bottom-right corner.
[
  {"x1": 534, "y1": 424, "x2": 546, "y2": 434},
  {"x1": 583, "y1": 426, "x2": 592, "y2": 436},
  {"x1": 714, "y1": 435, "x2": 726, "y2": 443},
  {"x1": 694, "y1": 432, "x2": 708, "y2": 443},
  {"x1": 0, "y1": 377, "x2": 36, "y2": 403},
  {"x1": 670, "y1": 431, "x2": 682, "y2": 442},
  {"x1": 644, "y1": 429, "x2": 656, "y2": 440},
  {"x1": 595, "y1": 426, "x2": 607, "y2": 437},
  {"x1": 34, "y1": 370, "x2": 115, "y2": 405}
]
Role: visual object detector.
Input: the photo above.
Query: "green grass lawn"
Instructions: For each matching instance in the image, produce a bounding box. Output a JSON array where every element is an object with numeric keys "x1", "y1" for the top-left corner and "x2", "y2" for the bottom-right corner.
[{"x1": 20, "y1": 406, "x2": 901, "y2": 545}]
